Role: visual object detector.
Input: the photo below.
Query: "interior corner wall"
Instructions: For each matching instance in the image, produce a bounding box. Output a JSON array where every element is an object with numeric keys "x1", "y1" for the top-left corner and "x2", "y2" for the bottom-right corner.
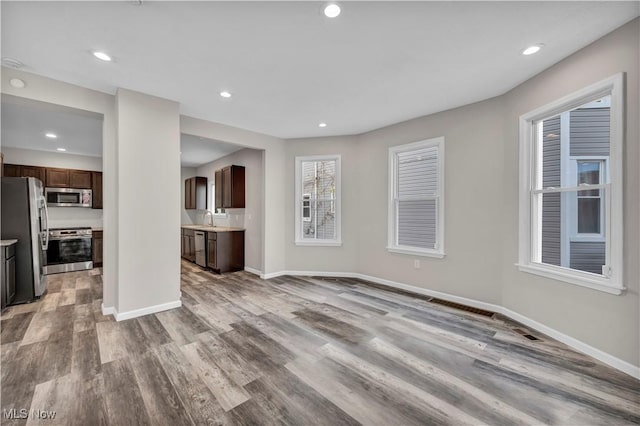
[
  {"x1": 195, "y1": 148, "x2": 264, "y2": 272},
  {"x1": 284, "y1": 136, "x2": 360, "y2": 273},
  {"x1": 354, "y1": 98, "x2": 506, "y2": 305},
  {"x1": 0, "y1": 68, "x2": 118, "y2": 310},
  {"x1": 500, "y1": 17, "x2": 639, "y2": 367},
  {"x1": 116, "y1": 89, "x2": 181, "y2": 313}
]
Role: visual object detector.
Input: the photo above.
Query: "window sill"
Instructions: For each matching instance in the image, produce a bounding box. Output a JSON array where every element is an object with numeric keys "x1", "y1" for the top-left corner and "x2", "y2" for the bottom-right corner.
[
  {"x1": 387, "y1": 246, "x2": 445, "y2": 259},
  {"x1": 295, "y1": 240, "x2": 343, "y2": 247},
  {"x1": 516, "y1": 262, "x2": 625, "y2": 295}
]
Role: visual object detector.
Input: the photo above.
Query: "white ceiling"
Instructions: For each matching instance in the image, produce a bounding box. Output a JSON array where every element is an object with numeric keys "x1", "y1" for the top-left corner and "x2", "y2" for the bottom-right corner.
[
  {"x1": 1, "y1": 95, "x2": 104, "y2": 157},
  {"x1": 1, "y1": 95, "x2": 244, "y2": 166},
  {"x1": 180, "y1": 134, "x2": 244, "y2": 168},
  {"x1": 2, "y1": 2, "x2": 638, "y2": 139}
]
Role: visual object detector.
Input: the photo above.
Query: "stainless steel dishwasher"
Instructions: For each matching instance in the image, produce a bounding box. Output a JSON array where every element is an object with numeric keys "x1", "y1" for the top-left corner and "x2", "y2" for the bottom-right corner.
[{"x1": 194, "y1": 231, "x2": 207, "y2": 267}]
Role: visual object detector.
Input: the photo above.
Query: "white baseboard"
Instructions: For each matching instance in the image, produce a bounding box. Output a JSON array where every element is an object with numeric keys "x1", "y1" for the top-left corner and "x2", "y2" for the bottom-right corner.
[
  {"x1": 244, "y1": 266, "x2": 262, "y2": 276},
  {"x1": 501, "y1": 307, "x2": 640, "y2": 379},
  {"x1": 101, "y1": 300, "x2": 182, "y2": 322},
  {"x1": 262, "y1": 269, "x2": 639, "y2": 379},
  {"x1": 101, "y1": 304, "x2": 115, "y2": 316}
]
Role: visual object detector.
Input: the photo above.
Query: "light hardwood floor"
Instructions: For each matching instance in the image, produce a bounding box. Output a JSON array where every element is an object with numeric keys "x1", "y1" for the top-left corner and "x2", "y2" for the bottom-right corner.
[{"x1": 1, "y1": 260, "x2": 639, "y2": 425}]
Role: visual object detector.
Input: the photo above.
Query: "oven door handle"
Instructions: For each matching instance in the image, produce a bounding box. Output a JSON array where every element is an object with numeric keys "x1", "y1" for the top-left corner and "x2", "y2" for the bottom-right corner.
[{"x1": 49, "y1": 235, "x2": 92, "y2": 241}]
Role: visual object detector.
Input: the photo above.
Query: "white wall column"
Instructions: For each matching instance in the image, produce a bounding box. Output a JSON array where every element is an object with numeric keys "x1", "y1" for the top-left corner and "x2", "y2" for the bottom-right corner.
[{"x1": 115, "y1": 89, "x2": 181, "y2": 317}]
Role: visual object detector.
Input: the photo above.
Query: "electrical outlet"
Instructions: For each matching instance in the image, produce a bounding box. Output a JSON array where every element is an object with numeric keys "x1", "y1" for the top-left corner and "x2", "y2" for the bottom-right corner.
[{"x1": 414, "y1": 259, "x2": 420, "y2": 269}]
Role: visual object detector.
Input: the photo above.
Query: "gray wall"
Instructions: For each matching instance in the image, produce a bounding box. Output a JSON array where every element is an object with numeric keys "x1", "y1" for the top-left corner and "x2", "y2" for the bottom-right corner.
[{"x1": 501, "y1": 18, "x2": 638, "y2": 367}]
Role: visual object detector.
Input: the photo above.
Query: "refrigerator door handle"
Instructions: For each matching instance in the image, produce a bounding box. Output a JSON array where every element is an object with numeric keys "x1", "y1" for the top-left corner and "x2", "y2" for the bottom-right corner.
[{"x1": 42, "y1": 196, "x2": 50, "y2": 250}]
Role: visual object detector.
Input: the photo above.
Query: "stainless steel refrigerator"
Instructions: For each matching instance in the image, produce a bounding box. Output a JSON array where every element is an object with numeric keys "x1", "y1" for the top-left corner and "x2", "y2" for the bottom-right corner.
[{"x1": 1, "y1": 177, "x2": 49, "y2": 303}]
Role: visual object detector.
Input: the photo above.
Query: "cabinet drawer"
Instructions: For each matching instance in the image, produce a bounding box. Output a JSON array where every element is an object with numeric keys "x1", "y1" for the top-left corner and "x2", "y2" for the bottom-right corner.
[
  {"x1": 182, "y1": 229, "x2": 195, "y2": 237},
  {"x1": 207, "y1": 232, "x2": 216, "y2": 241}
]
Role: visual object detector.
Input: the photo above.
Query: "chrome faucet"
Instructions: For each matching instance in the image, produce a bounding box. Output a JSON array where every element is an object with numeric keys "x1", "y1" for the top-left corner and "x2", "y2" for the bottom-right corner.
[{"x1": 203, "y1": 210, "x2": 214, "y2": 227}]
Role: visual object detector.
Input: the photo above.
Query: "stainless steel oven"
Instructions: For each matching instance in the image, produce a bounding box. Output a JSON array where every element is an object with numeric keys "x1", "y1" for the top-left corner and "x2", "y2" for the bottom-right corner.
[
  {"x1": 44, "y1": 227, "x2": 93, "y2": 274},
  {"x1": 46, "y1": 188, "x2": 92, "y2": 207}
]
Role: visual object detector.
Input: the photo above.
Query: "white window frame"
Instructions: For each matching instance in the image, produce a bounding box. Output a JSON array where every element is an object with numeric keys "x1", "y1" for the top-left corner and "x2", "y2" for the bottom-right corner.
[
  {"x1": 294, "y1": 155, "x2": 342, "y2": 246},
  {"x1": 387, "y1": 136, "x2": 445, "y2": 258},
  {"x1": 209, "y1": 183, "x2": 227, "y2": 218},
  {"x1": 518, "y1": 73, "x2": 624, "y2": 295}
]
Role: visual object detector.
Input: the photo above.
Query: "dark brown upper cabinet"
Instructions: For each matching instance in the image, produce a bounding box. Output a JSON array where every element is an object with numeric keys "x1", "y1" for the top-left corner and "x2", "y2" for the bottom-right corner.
[
  {"x1": 3, "y1": 164, "x2": 45, "y2": 182},
  {"x1": 214, "y1": 170, "x2": 223, "y2": 211},
  {"x1": 92, "y1": 172, "x2": 103, "y2": 209},
  {"x1": 215, "y1": 165, "x2": 245, "y2": 209},
  {"x1": 185, "y1": 176, "x2": 208, "y2": 210},
  {"x1": 46, "y1": 168, "x2": 70, "y2": 187},
  {"x1": 21, "y1": 165, "x2": 46, "y2": 183},
  {"x1": 3, "y1": 164, "x2": 22, "y2": 178},
  {"x1": 69, "y1": 170, "x2": 92, "y2": 189}
]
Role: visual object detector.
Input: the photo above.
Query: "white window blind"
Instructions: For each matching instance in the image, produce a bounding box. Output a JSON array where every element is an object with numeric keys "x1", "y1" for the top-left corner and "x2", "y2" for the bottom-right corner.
[{"x1": 388, "y1": 137, "x2": 445, "y2": 257}]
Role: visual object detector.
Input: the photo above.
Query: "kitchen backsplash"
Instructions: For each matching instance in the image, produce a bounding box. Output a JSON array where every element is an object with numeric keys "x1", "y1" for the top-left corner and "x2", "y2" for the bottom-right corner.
[
  {"x1": 47, "y1": 207, "x2": 103, "y2": 229},
  {"x1": 184, "y1": 209, "x2": 245, "y2": 229}
]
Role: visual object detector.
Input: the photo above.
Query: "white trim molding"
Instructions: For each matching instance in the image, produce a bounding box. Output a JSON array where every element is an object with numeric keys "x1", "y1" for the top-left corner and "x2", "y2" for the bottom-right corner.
[
  {"x1": 101, "y1": 300, "x2": 182, "y2": 321},
  {"x1": 259, "y1": 269, "x2": 639, "y2": 379},
  {"x1": 518, "y1": 73, "x2": 625, "y2": 294}
]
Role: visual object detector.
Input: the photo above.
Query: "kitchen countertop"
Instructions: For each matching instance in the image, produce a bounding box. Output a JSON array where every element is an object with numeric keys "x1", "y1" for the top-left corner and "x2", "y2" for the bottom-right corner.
[
  {"x1": 92, "y1": 227, "x2": 103, "y2": 232},
  {"x1": 1, "y1": 239, "x2": 18, "y2": 247},
  {"x1": 181, "y1": 225, "x2": 245, "y2": 233}
]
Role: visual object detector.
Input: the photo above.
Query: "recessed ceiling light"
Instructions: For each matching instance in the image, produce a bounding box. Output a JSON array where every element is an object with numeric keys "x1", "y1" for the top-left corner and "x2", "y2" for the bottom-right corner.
[
  {"x1": 318, "y1": 122, "x2": 327, "y2": 128},
  {"x1": 219, "y1": 91, "x2": 232, "y2": 98},
  {"x1": 45, "y1": 133, "x2": 58, "y2": 139},
  {"x1": 92, "y1": 51, "x2": 112, "y2": 62},
  {"x1": 324, "y1": 3, "x2": 341, "y2": 18},
  {"x1": 56, "y1": 148, "x2": 66, "y2": 152},
  {"x1": 522, "y1": 44, "x2": 543, "y2": 56},
  {"x1": 9, "y1": 78, "x2": 26, "y2": 89}
]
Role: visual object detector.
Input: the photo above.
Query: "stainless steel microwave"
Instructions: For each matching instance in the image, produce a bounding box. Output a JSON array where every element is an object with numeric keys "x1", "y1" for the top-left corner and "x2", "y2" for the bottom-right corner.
[{"x1": 45, "y1": 187, "x2": 92, "y2": 207}]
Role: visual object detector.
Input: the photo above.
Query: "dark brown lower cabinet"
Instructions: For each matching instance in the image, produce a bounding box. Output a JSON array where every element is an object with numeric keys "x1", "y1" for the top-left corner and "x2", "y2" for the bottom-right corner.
[
  {"x1": 1, "y1": 242, "x2": 17, "y2": 310},
  {"x1": 181, "y1": 229, "x2": 196, "y2": 262},
  {"x1": 182, "y1": 228, "x2": 244, "y2": 273},
  {"x1": 92, "y1": 230, "x2": 103, "y2": 267},
  {"x1": 207, "y1": 231, "x2": 244, "y2": 273}
]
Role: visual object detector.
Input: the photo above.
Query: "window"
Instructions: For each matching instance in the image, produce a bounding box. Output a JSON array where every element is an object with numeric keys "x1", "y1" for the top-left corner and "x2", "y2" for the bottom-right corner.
[
  {"x1": 575, "y1": 160, "x2": 605, "y2": 235},
  {"x1": 518, "y1": 74, "x2": 624, "y2": 294},
  {"x1": 295, "y1": 155, "x2": 341, "y2": 246},
  {"x1": 209, "y1": 183, "x2": 226, "y2": 216},
  {"x1": 388, "y1": 137, "x2": 445, "y2": 258}
]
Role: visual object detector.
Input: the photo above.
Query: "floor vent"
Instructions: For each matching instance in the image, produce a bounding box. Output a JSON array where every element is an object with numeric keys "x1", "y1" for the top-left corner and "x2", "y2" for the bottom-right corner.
[
  {"x1": 429, "y1": 298, "x2": 495, "y2": 317},
  {"x1": 523, "y1": 334, "x2": 540, "y2": 341}
]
